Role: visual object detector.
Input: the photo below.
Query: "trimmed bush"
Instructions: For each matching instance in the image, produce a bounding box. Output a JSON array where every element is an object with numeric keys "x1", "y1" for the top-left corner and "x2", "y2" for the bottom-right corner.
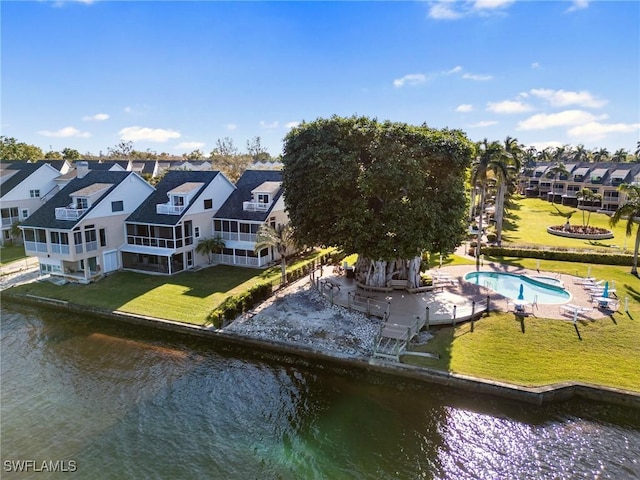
[{"x1": 482, "y1": 246, "x2": 634, "y2": 266}]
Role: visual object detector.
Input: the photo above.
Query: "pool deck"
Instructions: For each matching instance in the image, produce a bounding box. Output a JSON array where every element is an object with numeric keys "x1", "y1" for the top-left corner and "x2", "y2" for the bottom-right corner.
[{"x1": 316, "y1": 261, "x2": 611, "y2": 325}]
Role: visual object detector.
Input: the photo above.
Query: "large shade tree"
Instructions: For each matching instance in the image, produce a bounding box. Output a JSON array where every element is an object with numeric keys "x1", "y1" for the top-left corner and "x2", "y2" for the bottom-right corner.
[{"x1": 282, "y1": 116, "x2": 474, "y2": 288}]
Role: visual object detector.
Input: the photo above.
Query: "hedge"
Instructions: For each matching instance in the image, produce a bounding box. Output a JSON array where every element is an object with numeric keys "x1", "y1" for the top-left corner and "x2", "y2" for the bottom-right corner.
[{"x1": 481, "y1": 245, "x2": 634, "y2": 266}]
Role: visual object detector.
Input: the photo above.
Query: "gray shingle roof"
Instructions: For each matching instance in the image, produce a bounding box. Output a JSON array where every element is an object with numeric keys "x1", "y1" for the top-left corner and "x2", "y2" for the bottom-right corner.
[
  {"x1": 20, "y1": 171, "x2": 134, "y2": 230},
  {"x1": 214, "y1": 169, "x2": 283, "y2": 221},
  {"x1": 0, "y1": 163, "x2": 42, "y2": 198},
  {"x1": 126, "y1": 170, "x2": 222, "y2": 226}
]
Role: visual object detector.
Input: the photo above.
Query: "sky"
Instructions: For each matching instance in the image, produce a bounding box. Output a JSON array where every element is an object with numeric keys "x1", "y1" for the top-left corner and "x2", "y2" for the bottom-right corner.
[{"x1": 1, "y1": 0, "x2": 639, "y2": 158}]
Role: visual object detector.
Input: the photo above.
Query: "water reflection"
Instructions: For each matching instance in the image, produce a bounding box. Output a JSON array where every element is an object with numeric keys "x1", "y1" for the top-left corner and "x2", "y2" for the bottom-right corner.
[{"x1": 1, "y1": 304, "x2": 639, "y2": 479}]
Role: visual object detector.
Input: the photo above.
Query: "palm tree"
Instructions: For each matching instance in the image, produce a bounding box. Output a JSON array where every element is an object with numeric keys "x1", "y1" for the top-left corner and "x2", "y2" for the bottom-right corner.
[
  {"x1": 196, "y1": 236, "x2": 225, "y2": 264},
  {"x1": 471, "y1": 139, "x2": 503, "y2": 270},
  {"x1": 492, "y1": 137, "x2": 519, "y2": 245},
  {"x1": 612, "y1": 148, "x2": 629, "y2": 163},
  {"x1": 255, "y1": 223, "x2": 296, "y2": 284},
  {"x1": 609, "y1": 184, "x2": 640, "y2": 275},
  {"x1": 547, "y1": 161, "x2": 569, "y2": 203},
  {"x1": 593, "y1": 148, "x2": 610, "y2": 163},
  {"x1": 635, "y1": 141, "x2": 640, "y2": 162},
  {"x1": 576, "y1": 188, "x2": 601, "y2": 226},
  {"x1": 572, "y1": 144, "x2": 589, "y2": 163}
]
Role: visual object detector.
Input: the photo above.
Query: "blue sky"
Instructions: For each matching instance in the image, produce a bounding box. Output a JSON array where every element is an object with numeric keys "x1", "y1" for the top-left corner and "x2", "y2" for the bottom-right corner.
[{"x1": 2, "y1": 0, "x2": 639, "y2": 157}]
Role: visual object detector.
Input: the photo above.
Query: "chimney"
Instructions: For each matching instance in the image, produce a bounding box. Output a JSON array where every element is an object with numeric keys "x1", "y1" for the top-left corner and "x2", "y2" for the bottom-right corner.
[{"x1": 76, "y1": 161, "x2": 89, "y2": 179}]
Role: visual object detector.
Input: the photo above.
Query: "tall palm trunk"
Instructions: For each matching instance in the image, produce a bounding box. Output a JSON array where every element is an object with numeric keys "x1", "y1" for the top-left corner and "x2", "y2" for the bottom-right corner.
[
  {"x1": 495, "y1": 181, "x2": 507, "y2": 245},
  {"x1": 476, "y1": 185, "x2": 486, "y2": 271}
]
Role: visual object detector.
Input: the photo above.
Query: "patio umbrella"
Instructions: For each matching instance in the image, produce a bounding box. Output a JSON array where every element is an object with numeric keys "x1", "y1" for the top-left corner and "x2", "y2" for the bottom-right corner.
[
  {"x1": 603, "y1": 281, "x2": 609, "y2": 298},
  {"x1": 517, "y1": 284, "x2": 524, "y2": 301}
]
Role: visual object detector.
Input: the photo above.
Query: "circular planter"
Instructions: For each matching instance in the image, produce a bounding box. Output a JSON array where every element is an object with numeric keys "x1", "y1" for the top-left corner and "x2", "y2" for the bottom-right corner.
[{"x1": 547, "y1": 225, "x2": 614, "y2": 240}]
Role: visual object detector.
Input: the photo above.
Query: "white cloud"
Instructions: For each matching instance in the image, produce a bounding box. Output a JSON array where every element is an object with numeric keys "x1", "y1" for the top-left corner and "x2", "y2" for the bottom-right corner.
[
  {"x1": 82, "y1": 113, "x2": 109, "y2": 121},
  {"x1": 224, "y1": 123, "x2": 237, "y2": 131},
  {"x1": 175, "y1": 141, "x2": 205, "y2": 150},
  {"x1": 486, "y1": 100, "x2": 534, "y2": 114},
  {"x1": 462, "y1": 72, "x2": 493, "y2": 81},
  {"x1": 428, "y1": 2, "x2": 462, "y2": 19},
  {"x1": 124, "y1": 106, "x2": 132, "y2": 113},
  {"x1": 529, "y1": 88, "x2": 606, "y2": 108},
  {"x1": 393, "y1": 73, "x2": 427, "y2": 88},
  {"x1": 473, "y1": 0, "x2": 514, "y2": 10},
  {"x1": 260, "y1": 121, "x2": 280, "y2": 129},
  {"x1": 446, "y1": 66, "x2": 463, "y2": 74},
  {"x1": 285, "y1": 121, "x2": 300, "y2": 129},
  {"x1": 468, "y1": 120, "x2": 498, "y2": 128},
  {"x1": 517, "y1": 110, "x2": 607, "y2": 130},
  {"x1": 428, "y1": 0, "x2": 514, "y2": 20},
  {"x1": 568, "y1": 121, "x2": 640, "y2": 141},
  {"x1": 456, "y1": 104, "x2": 473, "y2": 112},
  {"x1": 37, "y1": 126, "x2": 91, "y2": 138},
  {"x1": 531, "y1": 62, "x2": 540, "y2": 69},
  {"x1": 119, "y1": 126, "x2": 181, "y2": 142},
  {"x1": 566, "y1": 0, "x2": 589, "y2": 12}
]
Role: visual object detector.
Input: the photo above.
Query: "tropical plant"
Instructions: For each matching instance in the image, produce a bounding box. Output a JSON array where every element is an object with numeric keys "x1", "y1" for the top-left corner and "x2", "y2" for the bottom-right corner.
[
  {"x1": 196, "y1": 236, "x2": 225, "y2": 264},
  {"x1": 255, "y1": 223, "x2": 296, "y2": 285},
  {"x1": 472, "y1": 139, "x2": 504, "y2": 268},
  {"x1": 593, "y1": 148, "x2": 610, "y2": 163},
  {"x1": 547, "y1": 161, "x2": 570, "y2": 202},
  {"x1": 571, "y1": 144, "x2": 589, "y2": 163},
  {"x1": 10, "y1": 221, "x2": 22, "y2": 245},
  {"x1": 609, "y1": 184, "x2": 640, "y2": 275},
  {"x1": 611, "y1": 148, "x2": 629, "y2": 163},
  {"x1": 576, "y1": 188, "x2": 602, "y2": 227}
]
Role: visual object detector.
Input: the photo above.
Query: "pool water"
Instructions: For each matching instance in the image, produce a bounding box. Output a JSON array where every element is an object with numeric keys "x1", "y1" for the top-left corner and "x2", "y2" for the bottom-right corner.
[{"x1": 464, "y1": 271, "x2": 571, "y2": 305}]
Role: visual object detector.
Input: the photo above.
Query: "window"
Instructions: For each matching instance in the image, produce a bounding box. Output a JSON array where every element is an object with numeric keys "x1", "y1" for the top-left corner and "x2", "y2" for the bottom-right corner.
[
  {"x1": 76, "y1": 198, "x2": 88, "y2": 209},
  {"x1": 257, "y1": 194, "x2": 269, "y2": 204},
  {"x1": 21, "y1": 209, "x2": 29, "y2": 220},
  {"x1": 111, "y1": 201, "x2": 124, "y2": 212},
  {"x1": 194, "y1": 226, "x2": 201, "y2": 238},
  {"x1": 30, "y1": 190, "x2": 40, "y2": 198},
  {"x1": 203, "y1": 199, "x2": 213, "y2": 210},
  {"x1": 99, "y1": 228, "x2": 107, "y2": 247}
]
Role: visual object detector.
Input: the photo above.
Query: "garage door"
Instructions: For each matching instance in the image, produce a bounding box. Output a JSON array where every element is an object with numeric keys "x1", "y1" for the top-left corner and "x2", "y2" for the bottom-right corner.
[{"x1": 103, "y1": 250, "x2": 119, "y2": 273}]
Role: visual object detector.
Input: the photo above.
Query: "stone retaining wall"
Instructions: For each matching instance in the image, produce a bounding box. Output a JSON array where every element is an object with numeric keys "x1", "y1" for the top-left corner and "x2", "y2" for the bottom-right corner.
[{"x1": 5, "y1": 292, "x2": 639, "y2": 410}]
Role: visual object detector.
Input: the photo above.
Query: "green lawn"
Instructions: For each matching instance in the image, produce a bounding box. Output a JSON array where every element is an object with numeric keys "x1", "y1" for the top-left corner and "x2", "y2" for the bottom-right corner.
[
  {"x1": 9, "y1": 249, "x2": 332, "y2": 325},
  {"x1": 500, "y1": 197, "x2": 633, "y2": 252},
  {"x1": 404, "y1": 258, "x2": 640, "y2": 392},
  {"x1": 403, "y1": 196, "x2": 640, "y2": 392},
  {"x1": 0, "y1": 244, "x2": 26, "y2": 265}
]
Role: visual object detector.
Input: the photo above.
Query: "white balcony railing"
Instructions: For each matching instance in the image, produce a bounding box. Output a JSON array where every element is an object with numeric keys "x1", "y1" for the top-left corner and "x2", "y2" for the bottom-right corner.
[
  {"x1": 213, "y1": 253, "x2": 263, "y2": 267},
  {"x1": 1, "y1": 217, "x2": 18, "y2": 227},
  {"x1": 214, "y1": 231, "x2": 257, "y2": 243},
  {"x1": 86, "y1": 241, "x2": 98, "y2": 252},
  {"x1": 243, "y1": 201, "x2": 269, "y2": 212},
  {"x1": 50, "y1": 244, "x2": 71, "y2": 255},
  {"x1": 24, "y1": 241, "x2": 48, "y2": 253},
  {"x1": 55, "y1": 207, "x2": 87, "y2": 221},
  {"x1": 156, "y1": 203, "x2": 186, "y2": 215}
]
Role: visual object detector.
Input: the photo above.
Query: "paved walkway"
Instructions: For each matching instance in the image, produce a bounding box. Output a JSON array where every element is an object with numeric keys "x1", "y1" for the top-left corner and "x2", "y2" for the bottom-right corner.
[{"x1": 0, "y1": 257, "x2": 40, "y2": 292}]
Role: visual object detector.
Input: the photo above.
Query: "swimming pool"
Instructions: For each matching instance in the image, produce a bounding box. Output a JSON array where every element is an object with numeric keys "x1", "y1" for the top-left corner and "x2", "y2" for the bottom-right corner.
[{"x1": 464, "y1": 271, "x2": 571, "y2": 305}]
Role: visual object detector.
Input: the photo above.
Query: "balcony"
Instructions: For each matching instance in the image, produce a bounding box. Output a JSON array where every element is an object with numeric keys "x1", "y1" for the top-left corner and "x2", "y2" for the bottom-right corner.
[
  {"x1": 24, "y1": 241, "x2": 48, "y2": 253},
  {"x1": 243, "y1": 201, "x2": 269, "y2": 212},
  {"x1": 50, "y1": 243, "x2": 71, "y2": 255},
  {"x1": 1, "y1": 217, "x2": 19, "y2": 227},
  {"x1": 214, "y1": 231, "x2": 257, "y2": 243},
  {"x1": 156, "y1": 203, "x2": 186, "y2": 215},
  {"x1": 55, "y1": 207, "x2": 88, "y2": 221}
]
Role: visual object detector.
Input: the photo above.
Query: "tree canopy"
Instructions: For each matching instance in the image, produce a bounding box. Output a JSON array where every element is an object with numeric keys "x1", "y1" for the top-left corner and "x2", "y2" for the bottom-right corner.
[{"x1": 282, "y1": 116, "x2": 474, "y2": 261}]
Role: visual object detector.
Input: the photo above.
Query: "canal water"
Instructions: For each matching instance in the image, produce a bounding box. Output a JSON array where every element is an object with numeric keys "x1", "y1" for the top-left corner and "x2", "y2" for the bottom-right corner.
[{"x1": 2, "y1": 303, "x2": 639, "y2": 479}]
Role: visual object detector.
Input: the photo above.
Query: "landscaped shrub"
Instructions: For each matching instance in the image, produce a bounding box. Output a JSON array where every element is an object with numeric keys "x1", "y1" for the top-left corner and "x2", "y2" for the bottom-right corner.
[{"x1": 482, "y1": 246, "x2": 634, "y2": 266}]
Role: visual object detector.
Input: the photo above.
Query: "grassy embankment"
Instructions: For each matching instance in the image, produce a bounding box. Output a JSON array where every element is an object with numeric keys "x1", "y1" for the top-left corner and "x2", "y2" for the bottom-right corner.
[
  {"x1": 405, "y1": 197, "x2": 640, "y2": 392},
  {"x1": 0, "y1": 244, "x2": 26, "y2": 265},
  {"x1": 8, "y1": 249, "x2": 333, "y2": 325}
]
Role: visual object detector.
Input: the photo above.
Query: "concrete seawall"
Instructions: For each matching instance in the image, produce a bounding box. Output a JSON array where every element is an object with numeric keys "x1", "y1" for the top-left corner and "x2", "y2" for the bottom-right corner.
[{"x1": 5, "y1": 292, "x2": 640, "y2": 410}]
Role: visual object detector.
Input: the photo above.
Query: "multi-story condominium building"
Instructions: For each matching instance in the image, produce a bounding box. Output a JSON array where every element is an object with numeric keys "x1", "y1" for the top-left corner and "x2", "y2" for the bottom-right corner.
[
  {"x1": 20, "y1": 170, "x2": 154, "y2": 282},
  {"x1": 0, "y1": 161, "x2": 61, "y2": 245},
  {"x1": 519, "y1": 162, "x2": 640, "y2": 213},
  {"x1": 212, "y1": 169, "x2": 289, "y2": 267},
  {"x1": 121, "y1": 170, "x2": 235, "y2": 274}
]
